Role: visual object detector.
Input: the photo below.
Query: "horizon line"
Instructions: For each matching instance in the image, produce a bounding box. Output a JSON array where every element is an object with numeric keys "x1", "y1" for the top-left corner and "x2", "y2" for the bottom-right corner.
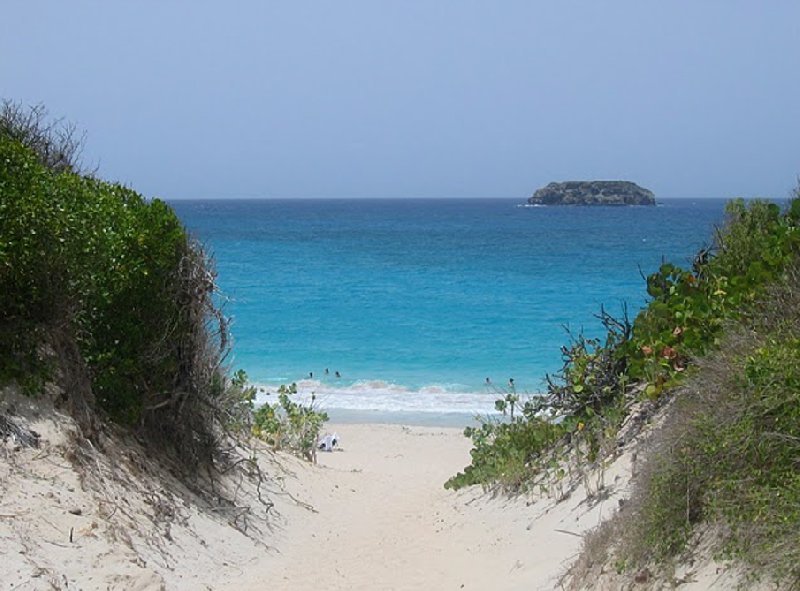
[{"x1": 161, "y1": 195, "x2": 735, "y2": 201}]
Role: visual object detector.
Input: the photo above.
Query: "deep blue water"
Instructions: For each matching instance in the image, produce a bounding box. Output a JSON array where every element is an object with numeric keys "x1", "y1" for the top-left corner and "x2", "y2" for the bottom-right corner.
[{"x1": 170, "y1": 198, "x2": 727, "y2": 417}]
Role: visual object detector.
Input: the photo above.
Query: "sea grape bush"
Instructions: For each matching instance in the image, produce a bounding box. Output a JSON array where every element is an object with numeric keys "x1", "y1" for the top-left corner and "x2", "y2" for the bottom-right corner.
[
  {"x1": 612, "y1": 267, "x2": 800, "y2": 585},
  {"x1": 626, "y1": 199, "x2": 800, "y2": 393},
  {"x1": 448, "y1": 194, "x2": 800, "y2": 491}
]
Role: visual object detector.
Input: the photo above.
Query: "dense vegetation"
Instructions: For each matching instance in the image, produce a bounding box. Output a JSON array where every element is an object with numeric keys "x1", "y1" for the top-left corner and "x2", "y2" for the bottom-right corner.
[
  {"x1": 447, "y1": 189, "x2": 800, "y2": 584},
  {"x1": 0, "y1": 102, "x2": 239, "y2": 466},
  {"x1": 605, "y1": 256, "x2": 800, "y2": 585},
  {"x1": 228, "y1": 373, "x2": 329, "y2": 462},
  {"x1": 1, "y1": 101, "x2": 328, "y2": 467}
]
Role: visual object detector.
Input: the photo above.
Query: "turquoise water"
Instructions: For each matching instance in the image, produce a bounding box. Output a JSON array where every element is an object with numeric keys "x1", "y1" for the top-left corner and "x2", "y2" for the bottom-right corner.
[{"x1": 170, "y1": 198, "x2": 726, "y2": 418}]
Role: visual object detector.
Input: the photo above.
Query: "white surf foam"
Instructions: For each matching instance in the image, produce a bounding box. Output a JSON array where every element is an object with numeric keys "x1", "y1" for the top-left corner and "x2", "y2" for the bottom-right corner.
[{"x1": 253, "y1": 378, "x2": 513, "y2": 416}]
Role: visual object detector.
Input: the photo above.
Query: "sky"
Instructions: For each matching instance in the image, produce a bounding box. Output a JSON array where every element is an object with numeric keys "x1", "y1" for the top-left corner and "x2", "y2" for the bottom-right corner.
[{"x1": 2, "y1": 1, "x2": 799, "y2": 200}]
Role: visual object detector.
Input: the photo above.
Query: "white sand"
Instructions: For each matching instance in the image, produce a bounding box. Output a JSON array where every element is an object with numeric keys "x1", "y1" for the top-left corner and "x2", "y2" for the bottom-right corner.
[
  {"x1": 227, "y1": 423, "x2": 630, "y2": 591},
  {"x1": 0, "y1": 400, "x2": 278, "y2": 591},
  {"x1": 6, "y1": 405, "x2": 752, "y2": 590}
]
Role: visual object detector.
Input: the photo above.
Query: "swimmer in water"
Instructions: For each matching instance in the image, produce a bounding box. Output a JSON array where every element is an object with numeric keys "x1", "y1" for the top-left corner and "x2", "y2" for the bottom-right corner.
[{"x1": 335, "y1": 371, "x2": 341, "y2": 378}]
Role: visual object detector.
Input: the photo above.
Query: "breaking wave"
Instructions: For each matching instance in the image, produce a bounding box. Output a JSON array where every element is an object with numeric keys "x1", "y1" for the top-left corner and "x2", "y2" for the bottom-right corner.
[{"x1": 253, "y1": 378, "x2": 514, "y2": 416}]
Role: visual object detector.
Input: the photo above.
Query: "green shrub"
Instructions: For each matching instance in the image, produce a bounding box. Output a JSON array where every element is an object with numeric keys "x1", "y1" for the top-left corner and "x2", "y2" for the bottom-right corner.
[
  {"x1": 447, "y1": 307, "x2": 633, "y2": 491},
  {"x1": 445, "y1": 414, "x2": 565, "y2": 491},
  {"x1": 220, "y1": 369, "x2": 258, "y2": 433},
  {"x1": 253, "y1": 383, "x2": 329, "y2": 462},
  {"x1": 617, "y1": 267, "x2": 800, "y2": 585},
  {"x1": 1, "y1": 104, "x2": 231, "y2": 469},
  {"x1": 0, "y1": 133, "x2": 191, "y2": 423},
  {"x1": 626, "y1": 199, "x2": 800, "y2": 391}
]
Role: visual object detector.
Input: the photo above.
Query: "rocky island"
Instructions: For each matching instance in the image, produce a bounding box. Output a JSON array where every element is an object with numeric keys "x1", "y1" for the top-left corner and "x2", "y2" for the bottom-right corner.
[{"x1": 528, "y1": 180, "x2": 656, "y2": 206}]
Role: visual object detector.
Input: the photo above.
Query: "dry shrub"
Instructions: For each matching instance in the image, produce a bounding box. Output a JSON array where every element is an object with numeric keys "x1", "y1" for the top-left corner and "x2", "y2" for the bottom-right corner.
[
  {"x1": 0, "y1": 100, "x2": 85, "y2": 173},
  {"x1": 136, "y1": 239, "x2": 229, "y2": 471}
]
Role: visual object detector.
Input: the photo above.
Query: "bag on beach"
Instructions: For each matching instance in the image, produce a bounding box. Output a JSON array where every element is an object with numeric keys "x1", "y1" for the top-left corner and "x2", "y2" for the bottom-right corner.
[{"x1": 317, "y1": 432, "x2": 338, "y2": 452}]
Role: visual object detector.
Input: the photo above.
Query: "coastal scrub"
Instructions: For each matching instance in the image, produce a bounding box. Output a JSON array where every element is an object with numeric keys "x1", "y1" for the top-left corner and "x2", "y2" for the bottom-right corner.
[
  {"x1": 0, "y1": 101, "x2": 241, "y2": 468},
  {"x1": 449, "y1": 192, "x2": 800, "y2": 497}
]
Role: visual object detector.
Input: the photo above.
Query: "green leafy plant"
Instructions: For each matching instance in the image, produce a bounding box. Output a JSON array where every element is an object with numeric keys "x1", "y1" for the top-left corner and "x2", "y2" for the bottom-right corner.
[
  {"x1": 626, "y1": 199, "x2": 800, "y2": 393},
  {"x1": 447, "y1": 307, "x2": 633, "y2": 491},
  {"x1": 0, "y1": 102, "x2": 233, "y2": 469},
  {"x1": 561, "y1": 196, "x2": 800, "y2": 588},
  {"x1": 252, "y1": 383, "x2": 329, "y2": 462},
  {"x1": 615, "y1": 270, "x2": 800, "y2": 585}
]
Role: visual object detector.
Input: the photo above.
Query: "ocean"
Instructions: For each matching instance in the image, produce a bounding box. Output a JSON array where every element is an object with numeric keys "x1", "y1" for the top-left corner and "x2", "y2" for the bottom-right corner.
[{"x1": 170, "y1": 198, "x2": 727, "y2": 423}]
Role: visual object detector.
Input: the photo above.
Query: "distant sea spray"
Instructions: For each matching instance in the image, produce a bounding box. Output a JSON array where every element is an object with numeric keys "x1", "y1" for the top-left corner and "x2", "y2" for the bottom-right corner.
[{"x1": 171, "y1": 198, "x2": 727, "y2": 422}]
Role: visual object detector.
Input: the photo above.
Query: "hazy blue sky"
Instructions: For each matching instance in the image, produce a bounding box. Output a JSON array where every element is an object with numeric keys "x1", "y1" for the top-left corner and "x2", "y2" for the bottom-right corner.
[{"x1": 3, "y1": 2, "x2": 799, "y2": 199}]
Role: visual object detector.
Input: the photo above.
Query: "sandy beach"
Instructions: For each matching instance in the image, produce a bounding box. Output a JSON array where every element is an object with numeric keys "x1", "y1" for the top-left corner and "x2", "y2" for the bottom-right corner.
[
  {"x1": 2, "y1": 401, "x2": 755, "y2": 590},
  {"x1": 2, "y1": 400, "x2": 629, "y2": 591},
  {"x1": 225, "y1": 422, "x2": 629, "y2": 591}
]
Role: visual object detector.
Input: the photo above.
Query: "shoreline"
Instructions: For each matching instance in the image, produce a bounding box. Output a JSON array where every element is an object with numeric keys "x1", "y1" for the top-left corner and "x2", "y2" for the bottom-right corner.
[
  {"x1": 253, "y1": 378, "x2": 527, "y2": 420},
  {"x1": 321, "y1": 407, "x2": 483, "y2": 428}
]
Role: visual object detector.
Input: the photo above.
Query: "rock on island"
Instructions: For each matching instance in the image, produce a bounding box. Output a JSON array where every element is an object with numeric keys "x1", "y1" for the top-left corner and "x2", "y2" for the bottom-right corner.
[{"x1": 528, "y1": 180, "x2": 656, "y2": 206}]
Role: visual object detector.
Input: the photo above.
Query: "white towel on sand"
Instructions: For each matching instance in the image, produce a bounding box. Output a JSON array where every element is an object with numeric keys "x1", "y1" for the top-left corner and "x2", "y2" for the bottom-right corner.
[{"x1": 317, "y1": 432, "x2": 338, "y2": 452}]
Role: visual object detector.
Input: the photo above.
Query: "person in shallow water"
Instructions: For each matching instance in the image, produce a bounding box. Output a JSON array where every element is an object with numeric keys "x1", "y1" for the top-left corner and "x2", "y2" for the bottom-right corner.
[{"x1": 335, "y1": 371, "x2": 341, "y2": 378}]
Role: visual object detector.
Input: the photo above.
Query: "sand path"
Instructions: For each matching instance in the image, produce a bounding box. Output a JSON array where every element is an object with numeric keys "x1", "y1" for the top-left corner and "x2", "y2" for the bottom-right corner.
[
  {"x1": 0, "y1": 401, "x2": 753, "y2": 590},
  {"x1": 229, "y1": 424, "x2": 622, "y2": 591}
]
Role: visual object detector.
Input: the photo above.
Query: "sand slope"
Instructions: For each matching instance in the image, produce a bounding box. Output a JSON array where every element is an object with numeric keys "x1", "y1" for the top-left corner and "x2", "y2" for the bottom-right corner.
[
  {"x1": 0, "y1": 390, "x2": 295, "y2": 591},
  {"x1": 229, "y1": 423, "x2": 629, "y2": 591}
]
